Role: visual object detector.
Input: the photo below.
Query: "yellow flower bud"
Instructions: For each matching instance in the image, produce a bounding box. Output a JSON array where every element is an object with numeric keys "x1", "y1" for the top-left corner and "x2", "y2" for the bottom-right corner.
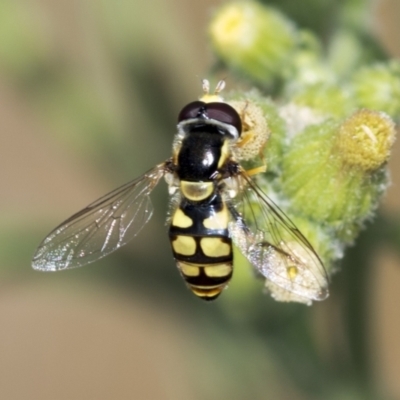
[
  {"x1": 209, "y1": 2, "x2": 296, "y2": 85},
  {"x1": 336, "y1": 110, "x2": 396, "y2": 171}
]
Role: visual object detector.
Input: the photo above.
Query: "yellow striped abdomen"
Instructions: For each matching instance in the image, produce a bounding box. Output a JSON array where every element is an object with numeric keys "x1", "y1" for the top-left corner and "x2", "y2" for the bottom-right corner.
[{"x1": 169, "y1": 191, "x2": 233, "y2": 301}]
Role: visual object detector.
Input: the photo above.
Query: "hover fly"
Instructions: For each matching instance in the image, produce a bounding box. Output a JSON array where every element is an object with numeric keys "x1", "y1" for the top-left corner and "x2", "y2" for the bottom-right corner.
[{"x1": 32, "y1": 80, "x2": 328, "y2": 302}]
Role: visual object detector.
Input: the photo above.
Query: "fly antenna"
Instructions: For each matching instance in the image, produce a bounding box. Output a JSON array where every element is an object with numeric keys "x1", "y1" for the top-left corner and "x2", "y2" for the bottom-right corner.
[
  {"x1": 202, "y1": 79, "x2": 210, "y2": 95},
  {"x1": 199, "y1": 79, "x2": 225, "y2": 103},
  {"x1": 214, "y1": 80, "x2": 226, "y2": 94}
]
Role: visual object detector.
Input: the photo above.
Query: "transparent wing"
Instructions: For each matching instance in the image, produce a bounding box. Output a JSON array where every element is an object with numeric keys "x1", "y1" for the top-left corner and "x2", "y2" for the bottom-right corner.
[
  {"x1": 32, "y1": 164, "x2": 167, "y2": 271},
  {"x1": 229, "y1": 171, "x2": 329, "y2": 302}
]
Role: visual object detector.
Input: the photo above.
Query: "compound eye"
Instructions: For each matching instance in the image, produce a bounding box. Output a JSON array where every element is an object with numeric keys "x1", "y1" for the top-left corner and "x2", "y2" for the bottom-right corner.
[
  {"x1": 206, "y1": 102, "x2": 242, "y2": 135},
  {"x1": 178, "y1": 101, "x2": 206, "y2": 122}
]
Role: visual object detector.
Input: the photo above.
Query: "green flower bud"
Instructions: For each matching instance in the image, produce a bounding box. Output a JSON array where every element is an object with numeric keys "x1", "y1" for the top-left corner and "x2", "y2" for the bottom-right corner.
[
  {"x1": 290, "y1": 83, "x2": 353, "y2": 118},
  {"x1": 280, "y1": 111, "x2": 395, "y2": 241},
  {"x1": 209, "y1": 1, "x2": 296, "y2": 85},
  {"x1": 328, "y1": 29, "x2": 364, "y2": 77},
  {"x1": 286, "y1": 30, "x2": 334, "y2": 90},
  {"x1": 352, "y1": 61, "x2": 400, "y2": 118}
]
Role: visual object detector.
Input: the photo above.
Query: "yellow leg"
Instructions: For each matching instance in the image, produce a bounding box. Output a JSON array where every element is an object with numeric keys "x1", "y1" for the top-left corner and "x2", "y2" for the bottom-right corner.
[
  {"x1": 249, "y1": 148, "x2": 268, "y2": 175},
  {"x1": 246, "y1": 164, "x2": 267, "y2": 176},
  {"x1": 237, "y1": 130, "x2": 255, "y2": 148}
]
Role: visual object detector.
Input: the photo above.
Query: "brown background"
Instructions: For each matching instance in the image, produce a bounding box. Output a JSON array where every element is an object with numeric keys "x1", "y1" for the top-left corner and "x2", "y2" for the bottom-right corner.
[{"x1": 0, "y1": 0, "x2": 399, "y2": 399}]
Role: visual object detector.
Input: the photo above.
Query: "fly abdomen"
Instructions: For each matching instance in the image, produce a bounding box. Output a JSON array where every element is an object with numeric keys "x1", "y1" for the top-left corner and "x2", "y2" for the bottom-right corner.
[
  {"x1": 169, "y1": 192, "x2": 233, "y2": 301},
  {"x1": 176, "y1": 261, "x2": 233, "y2": 301}
]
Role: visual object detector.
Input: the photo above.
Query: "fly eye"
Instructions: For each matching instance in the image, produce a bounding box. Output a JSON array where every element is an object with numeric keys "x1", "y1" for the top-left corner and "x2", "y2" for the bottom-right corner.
[
  {"x1": 206, "y1": 102, "x2": 242, "y2": 135},
  {"x1": 178, "y1": 101, "x2": 206, "y2": 122}
]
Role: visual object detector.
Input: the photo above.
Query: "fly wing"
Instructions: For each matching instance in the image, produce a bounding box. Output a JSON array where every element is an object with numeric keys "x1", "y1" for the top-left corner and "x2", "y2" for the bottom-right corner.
[
  {"x1": 32, "y1": 164, "x2": 167, "y2": 271},
  {"x1": 228, "y1": 171, "x2": 329, "y2": 302}
]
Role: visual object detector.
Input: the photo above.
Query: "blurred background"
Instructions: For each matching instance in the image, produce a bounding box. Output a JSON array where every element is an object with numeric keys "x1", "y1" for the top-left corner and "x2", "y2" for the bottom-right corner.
[{"x1": 1, "y1": 0, "x2": 400, "y2": 399}]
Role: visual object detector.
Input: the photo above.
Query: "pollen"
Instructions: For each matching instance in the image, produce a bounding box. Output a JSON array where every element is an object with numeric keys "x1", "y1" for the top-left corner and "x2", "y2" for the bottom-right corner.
[
  {"x1": 336, "y1": 109, "x2": 396, "y2": 171},
  {"x1": 229, "y1": 100, "x2": 270, "y2": 161},
  {"x1": 287, "y1": 265, "x2": 298, "y2": 280}
]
